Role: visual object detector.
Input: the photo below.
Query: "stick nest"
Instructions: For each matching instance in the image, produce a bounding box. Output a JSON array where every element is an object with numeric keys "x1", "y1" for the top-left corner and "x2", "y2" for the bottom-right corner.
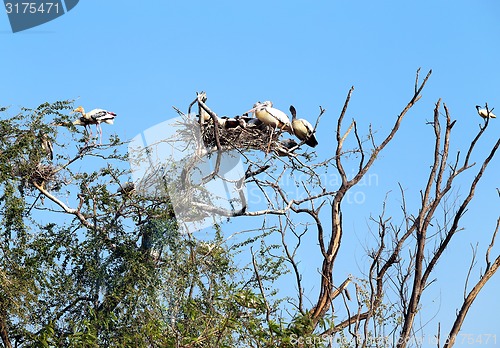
[{"x1": 200, "y1": 119, "x2": 295, "y2": 156}]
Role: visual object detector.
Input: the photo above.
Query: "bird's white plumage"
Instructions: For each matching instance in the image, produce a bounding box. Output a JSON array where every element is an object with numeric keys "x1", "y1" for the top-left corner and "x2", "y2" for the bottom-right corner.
[
  {"x1": 72, "y1": 106, "x2": 117, "y2": 143},
  {"x1": 86, "y1": 109, "x2": 117, "y2": 124},
  {"x1": 476, "y1": 105, "x2": 496, "y2": 119},
  {"x1": 290, "y1": 105, "x2": 318, "y2": 147},
  {"x1": 297, "y1": 118, "x2": 314, "y2": 133},
  {"x1": 250, "y1": 101, "x2": 291, "y2": 131}
]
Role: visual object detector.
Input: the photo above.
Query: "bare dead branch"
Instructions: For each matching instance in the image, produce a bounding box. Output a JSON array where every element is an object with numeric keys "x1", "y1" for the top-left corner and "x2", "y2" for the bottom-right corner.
[
  {"x1": 486, "y1": 218, "x2": 500, "y2": 272},
  {"x1": 313, "y1": 69, "x2": 432, "y2": 324},
  {"x1": 463, "y1": 243, "x2": 478, "y2": 300},
  {"x1": 444, "y1": 255, "x2": 500, "y2": 347}
]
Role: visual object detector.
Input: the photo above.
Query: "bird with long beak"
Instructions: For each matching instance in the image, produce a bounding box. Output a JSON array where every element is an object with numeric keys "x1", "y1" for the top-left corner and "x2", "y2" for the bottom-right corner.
[
  {"x1": 197, "y1": 91, "x2": 211, "y2": 125},
  {"x1": 246, "y1": 101, "x2": 292, "y2": 133},
  {"x1": 290, "y1": 105, "x2": 318, "y2": 148},
  {"x1": 245, "y1": 101, "x2": 292, "y2": 153},
  {"x1": 72, "y1": 106, "x2": 117, "y2": 143},
  {"x1": 476, "y1": 105, "x2": 496, "y2": 119}
]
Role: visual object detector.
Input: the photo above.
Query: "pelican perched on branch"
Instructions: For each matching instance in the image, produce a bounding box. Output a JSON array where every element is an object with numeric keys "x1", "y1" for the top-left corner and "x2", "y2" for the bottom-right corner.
[
  {"x1": 72, "y1": 106, "x2": 117, "y2": 143},
  {"x1": 290, "y1": 105, "x2": 318, "y2": 148},
  {"x1": 476, "y1": 105, "x2": 496, "y2": 119}
]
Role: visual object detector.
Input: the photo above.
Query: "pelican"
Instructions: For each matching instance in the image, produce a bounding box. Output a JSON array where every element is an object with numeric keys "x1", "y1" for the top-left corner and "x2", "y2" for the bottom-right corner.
[
  {"x1": 476, "y1": 105, "x2": 496, "y2": 119},
  {"x1": 246, "y1": 101, "x2": 292, "y2": 132},
  {"x1": 290, "y1": 105, "x2": 318, "y2": 147},
  {"x1": 72, "y1": 106, "x2": 117, "y2": 143},
  {"x1": 245, "y1": 101, "x2": 292, "y2": 153}
]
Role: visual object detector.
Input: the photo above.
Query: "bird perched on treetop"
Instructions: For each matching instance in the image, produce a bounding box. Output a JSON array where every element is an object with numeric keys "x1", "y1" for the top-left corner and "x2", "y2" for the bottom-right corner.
[
  {"x1": 72, "y1": 106, "x2": 117, "y2": 143},
  {"x1": 39, "y1": 131, "x2": 53, "y2": 160},
  {"x1": 197, "y1": 91, "x2": 211, "y2": 125},
  {"x1": 289, "y1": 105, "x2": 318, "y2": 148},
  {"x1": 476, "y1": 105, "x2": 496, "y2": 119}
]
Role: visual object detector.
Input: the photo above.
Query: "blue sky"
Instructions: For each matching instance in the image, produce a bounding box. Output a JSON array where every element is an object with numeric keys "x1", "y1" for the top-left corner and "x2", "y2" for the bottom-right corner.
[{"x1": 2, "y1": 0, "x2": 499, "y2": 344}]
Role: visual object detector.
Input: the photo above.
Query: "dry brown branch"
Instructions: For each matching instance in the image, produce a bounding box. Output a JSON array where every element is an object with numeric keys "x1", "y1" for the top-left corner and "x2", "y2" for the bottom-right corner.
[
  {"x1": 311, "y1": 69, "x2": 432, "y2": 323},
  {"x1": 396, "y1": 100, "x2": 500, "y2": 347},
  {"x1": 444, "y1": 232, "x2": 500, "y2": 347}
]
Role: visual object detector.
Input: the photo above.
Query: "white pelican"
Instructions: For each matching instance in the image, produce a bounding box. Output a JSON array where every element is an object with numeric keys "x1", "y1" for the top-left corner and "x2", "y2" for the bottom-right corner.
[
  {"x1": 72, "y1": 106, "x2": 117, "y2": 143},
  {"x1": 246, "y1": 101, "x2": 292, "y2": 133},
  {"x1": 290, "y1": 105, "x2": 318, "y2": 147},
  {"x1": 476, "y1": 105, "x2": 496, "y2": 119}
]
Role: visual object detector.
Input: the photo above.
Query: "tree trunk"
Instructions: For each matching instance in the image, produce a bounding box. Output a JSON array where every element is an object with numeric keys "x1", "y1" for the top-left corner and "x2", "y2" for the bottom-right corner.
[{"x1": 0, "y1": 310, "x2": 12, "y2": 348}]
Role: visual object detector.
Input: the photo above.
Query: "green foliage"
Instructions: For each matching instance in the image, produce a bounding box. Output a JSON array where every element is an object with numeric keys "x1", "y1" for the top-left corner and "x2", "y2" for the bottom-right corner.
[{"x1": 0, "y1": 101, "x2": 308, "y2": 347}]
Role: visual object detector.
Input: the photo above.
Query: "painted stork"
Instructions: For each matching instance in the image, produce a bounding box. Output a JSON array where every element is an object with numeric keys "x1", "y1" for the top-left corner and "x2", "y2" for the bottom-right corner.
[
  {"x1": 72, "y1": 106, "x2": 117, "y2": 143},
  {"x1": 290, "y1": 105, "x2": 318, "y2": 147},
  {"x1": 197, "y1": 91, "x2": 211, "y2": 125},
  {"x1": 476, "y1": 105, "x2": 496, "y2": 119},
  {"x1": 39, "y1": 131, "x2": 53, "y2": 160},
  {"x1": 246, "y1": 101, "x2": 292, "y2": 132}
]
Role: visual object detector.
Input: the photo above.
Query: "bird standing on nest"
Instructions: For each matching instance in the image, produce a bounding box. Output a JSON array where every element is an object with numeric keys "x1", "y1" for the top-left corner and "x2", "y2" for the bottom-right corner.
[
  {"x1": 72, "y1": 106, "x2": 117, "y2": 143},
  {"x1": 290, "y1": 105, "x2": 318, "y2": 148},
  {"x1": 246, "y1": 101, "x2": 292, "y2": 132},
  {"x1": 476, "y1": 105, "x2": 496, "y2": 119},
  {"x1": 246, "y1": 101, "x2": 292, "y2": 153}
]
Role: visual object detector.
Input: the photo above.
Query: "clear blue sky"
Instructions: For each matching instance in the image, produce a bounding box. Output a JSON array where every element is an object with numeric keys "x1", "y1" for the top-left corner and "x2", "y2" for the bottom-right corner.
[{"x1": 2, "y1": 0, "x2": 499, "y2": 345}]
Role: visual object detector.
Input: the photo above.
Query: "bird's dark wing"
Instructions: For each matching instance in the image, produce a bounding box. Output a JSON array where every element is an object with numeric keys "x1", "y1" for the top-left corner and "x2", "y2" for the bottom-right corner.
[{"x1": 92, "y1": 111, "x2": 116, "y2": 122}]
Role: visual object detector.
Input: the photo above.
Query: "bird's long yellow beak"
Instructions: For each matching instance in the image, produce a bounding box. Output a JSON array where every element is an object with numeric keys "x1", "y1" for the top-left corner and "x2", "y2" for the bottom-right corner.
[{"x1": 71, "y1": 106, "x2": 84, "y2": 114}]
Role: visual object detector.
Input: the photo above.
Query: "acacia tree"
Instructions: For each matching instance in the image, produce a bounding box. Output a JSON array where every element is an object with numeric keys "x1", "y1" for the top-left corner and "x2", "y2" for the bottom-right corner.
[
  {"x1": 0, "y1": 69, "x2": 498, "y2": 347},
  {"x1": 0, "y1": 102, "x2": 274, "y2": 347}
]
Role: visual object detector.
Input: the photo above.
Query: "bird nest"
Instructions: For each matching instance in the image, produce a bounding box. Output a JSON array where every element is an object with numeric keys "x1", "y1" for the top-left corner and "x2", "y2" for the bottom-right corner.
[
  {"x1": 201, "y1": 119, "x2": 283, "y2": 153},
  {"x1": 30, "y1": 164, "x2": 57, "y2": 188},
  {"x1": 171, "y1": 92, "x2": 300, "y2": 158},
  {"x1": 13, "y1": 162, "x2": 57, "y2": 191}
]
